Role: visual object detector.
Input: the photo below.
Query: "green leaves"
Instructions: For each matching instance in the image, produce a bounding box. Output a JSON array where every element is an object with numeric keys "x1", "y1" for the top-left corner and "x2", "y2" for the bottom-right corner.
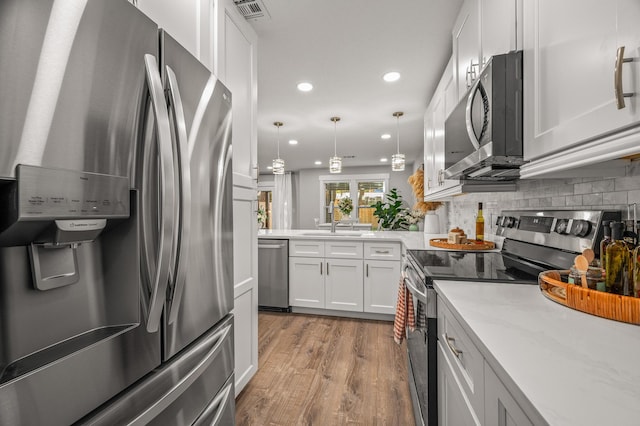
[{"x1": 370, "y1": 188, "x2": 409, "y2": 230}]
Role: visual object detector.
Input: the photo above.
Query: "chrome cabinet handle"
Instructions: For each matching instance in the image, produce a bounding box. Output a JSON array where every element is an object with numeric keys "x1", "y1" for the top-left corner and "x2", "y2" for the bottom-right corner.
[
  {"x1": 143, "y1": 54, "x2": 176, "y2": 333},
  {"x1": 437, "y1": 169, "x2": 444, "y2": 186},
  {"x1": 615, "y1": 46, "x2": 634, "y2": 109},
  {"x1": 444, "y1": 333, "x2": 463, "y2": 359},
  {"x1": 366, "y1": 263, "x2": 369, "y2": 277},
  {"x1": 375, "y1": 250, "x2": 390, "y2": 254},
  {"x1": 326, "y1": 262, "x2": 330, "y2": 275},
  {"x1": 166, "y1": 65, "x2": 192, "y2": 326},
  {"x1": 427, "y1": 177, "x2": 432, "y2": 190},
  {"x1": 320, "y1": 262, "x2": 323, "y2": 275}
]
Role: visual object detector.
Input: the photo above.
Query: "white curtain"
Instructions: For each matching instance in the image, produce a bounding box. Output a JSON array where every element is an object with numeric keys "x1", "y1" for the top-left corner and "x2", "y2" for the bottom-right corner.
[{"x1": 273, "y1": 173, "x2": 292, "y2": 229}]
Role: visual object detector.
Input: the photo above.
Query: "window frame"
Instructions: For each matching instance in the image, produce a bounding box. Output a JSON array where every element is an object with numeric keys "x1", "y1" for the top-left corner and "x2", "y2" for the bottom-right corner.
[{"x1": 318, "y1": 173, "x2": 389, "y2": 223}]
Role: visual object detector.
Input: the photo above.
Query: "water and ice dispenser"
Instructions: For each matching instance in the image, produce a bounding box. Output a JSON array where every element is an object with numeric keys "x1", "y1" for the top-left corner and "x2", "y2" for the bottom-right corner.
[{"x1": 0, "y1": 165, "x2": 139, "y2": 384}]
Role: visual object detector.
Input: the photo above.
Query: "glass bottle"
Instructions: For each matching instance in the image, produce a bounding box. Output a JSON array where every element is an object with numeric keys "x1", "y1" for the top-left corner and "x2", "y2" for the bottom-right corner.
[
  {"x1": 605, "y1": 222, "x2": 630, "y2": 295},
  {"x1": 475, "y1": 202, "x2": 484, "y2": 241},
  {"x1": 599, "y1": 220, "x2": 612, "y2": 268},
  {"x1": 633, "y1": 245, "x2": 640, "y2": 298}
]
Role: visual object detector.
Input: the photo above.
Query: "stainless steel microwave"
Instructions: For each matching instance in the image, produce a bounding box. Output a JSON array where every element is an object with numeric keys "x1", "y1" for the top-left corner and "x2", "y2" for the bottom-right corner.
[{"x1": 444, "y1": 50, "x2": 525, "y2": 180}]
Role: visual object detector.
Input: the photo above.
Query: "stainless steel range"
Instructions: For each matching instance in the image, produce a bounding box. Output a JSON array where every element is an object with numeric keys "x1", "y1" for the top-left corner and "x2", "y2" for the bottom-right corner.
[{"x1": 403, "y1": 209, "x2": 621, "y2": 426}]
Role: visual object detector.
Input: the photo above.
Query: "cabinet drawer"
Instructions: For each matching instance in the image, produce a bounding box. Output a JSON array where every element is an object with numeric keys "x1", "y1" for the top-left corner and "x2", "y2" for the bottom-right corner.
[
  {"x1": 325, "y1": 241, "x2": 363, "y2": 258},
  {"x1": 437, "y1": 299, "x2": 484, "y2": 422},
  {"x1": 289, "y1": 240, "x2": 324, "y2": 257},
  {"x1": 363, "y1": 242, "x2": 401, "y2": 260}
]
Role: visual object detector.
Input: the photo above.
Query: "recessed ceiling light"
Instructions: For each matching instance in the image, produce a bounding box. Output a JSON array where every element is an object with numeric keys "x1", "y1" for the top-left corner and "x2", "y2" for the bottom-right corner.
[
  {"x1": 289, "y1": 139, "x2": 298, "y2": 145},
  {"x1": 314, "y1": 161, "x2": 322, "y2": 165},
  {"x1": 297, "y1": 82, "x2": 313, "y2": 92},
  {"x1": 383, "y1": 71, "x2": 401, "y2": 82},
  {"x1": 380, "y1": 158, "x2": 388, "y2": 162},
  {"x1": 381, "y1": 133, "x2": 391, "y2": 140},
  {"x1": 267, "y1": 166, "x2": 273, "y2": 170}
]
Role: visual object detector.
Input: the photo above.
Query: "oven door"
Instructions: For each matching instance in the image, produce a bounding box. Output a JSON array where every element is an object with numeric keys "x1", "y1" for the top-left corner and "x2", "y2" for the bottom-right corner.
[{"x1": 403, "y1": 260, "x2": 438, "y2": 426}]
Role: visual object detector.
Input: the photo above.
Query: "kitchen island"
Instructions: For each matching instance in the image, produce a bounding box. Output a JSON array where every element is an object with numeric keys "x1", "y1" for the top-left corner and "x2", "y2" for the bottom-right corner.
[{"x1": 436, "y1": 280, "x2": 640, "y2": 426}]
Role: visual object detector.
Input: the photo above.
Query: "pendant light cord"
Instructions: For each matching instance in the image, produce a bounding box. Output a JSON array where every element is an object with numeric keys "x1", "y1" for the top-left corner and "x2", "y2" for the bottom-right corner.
[
  {"x1": 333, "y1": 120, "x2": 337, "y2": 156},
  {"x1": 277, "y1": 124, "x2": 281, "y2": 158},
  {"x1": 396, "y1": 114, "x2": 400, "y2": 154}
]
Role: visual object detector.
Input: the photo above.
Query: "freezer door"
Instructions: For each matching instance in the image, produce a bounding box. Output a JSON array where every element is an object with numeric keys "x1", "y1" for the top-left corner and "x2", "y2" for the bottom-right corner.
[
  {"x1": 78, "y1": 315, "x2": 234, "y2": 426},
  {"x1": 160, "y1": 31, "x2": 234, "y2": 360},
  {"x1": 0, "y1": 0, "x2": 156, "y2": 184}
]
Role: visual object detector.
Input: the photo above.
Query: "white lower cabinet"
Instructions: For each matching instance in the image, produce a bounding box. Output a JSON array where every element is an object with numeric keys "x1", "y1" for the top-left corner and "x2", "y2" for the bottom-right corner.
[
  {"x1": 485, "y1": 362, "x2": 534, "y2": 426},
  {"x1": 437, "y1": 295, "x2": 544, "y2": 425},
  {"x1": 289, "y1": 239, "x2": 400, "y2": 316},
  {"x1": 364, "y1": 259, "x2": 400, "y2": 314},
  {"x1": 289, "y1": 257, "x2": 325, "y2": 308},
  {"x1": 438, "y1": 342, "x2": 481, "y2": 426}
]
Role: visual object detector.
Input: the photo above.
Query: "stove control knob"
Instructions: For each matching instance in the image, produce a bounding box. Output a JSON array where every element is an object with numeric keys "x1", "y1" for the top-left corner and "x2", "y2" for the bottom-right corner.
[
  {"x1": 555, "y1": 219, "x2": 570, "y2": 235},
  {"x1": 496, "y1": 215, "x2": 504, "y2": 226},
  {"x1": 503, "y1": 216, "x2": 517, "y2": 228},
  {"x1": 571, "y1": 220, "x2": 592, "y2": 237}
]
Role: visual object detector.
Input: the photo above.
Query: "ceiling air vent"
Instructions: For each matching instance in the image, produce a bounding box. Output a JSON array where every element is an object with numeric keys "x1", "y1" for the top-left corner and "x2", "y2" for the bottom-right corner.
[{"x1": 233, "y1": 0, "x2": 271, "y2": 21}]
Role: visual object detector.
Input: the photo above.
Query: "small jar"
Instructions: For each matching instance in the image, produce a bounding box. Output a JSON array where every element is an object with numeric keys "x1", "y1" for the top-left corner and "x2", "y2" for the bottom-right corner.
[{"x1": 568, "y1": 266, "x2": 605, "y2": 291}]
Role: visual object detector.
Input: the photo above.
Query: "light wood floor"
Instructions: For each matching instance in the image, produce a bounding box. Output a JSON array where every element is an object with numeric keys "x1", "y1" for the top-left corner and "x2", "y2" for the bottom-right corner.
[{"x1": 235, "y1": 312, "x2": 415, "y2": 425}]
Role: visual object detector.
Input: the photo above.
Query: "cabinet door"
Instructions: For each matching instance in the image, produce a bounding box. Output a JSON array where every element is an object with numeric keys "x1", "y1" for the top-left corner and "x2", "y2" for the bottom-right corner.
[
  {"x1": 325, "y1": 259, "x2": 363, "y2": 312},
  {"x1": 215, "y1": 0, "x2": 258, "y2": 189},
  {"x1": 289, "y1": 258, "x2": 324, "y2": 308},
  {"x1": 232, "y1": 187, "x2": 258, "y2": 395},
  {"x1": 364, "y1": 260, "x2": 400, "y2": 315},
  {"x1": 481, "y1": 0, "x2": 519, "y2": 63},
  {"x1": 485, "y1": 362, "x2": 534, "y2": 426},
  {"x1": 523, "y1": 0, "x2": 640, "y2": 161},
  {"x1": 453, "y1": 0, "x2": 482, "y2": 100},
  {"x1": 438, "y1": 343, "x2": 482, "y2": 426}
]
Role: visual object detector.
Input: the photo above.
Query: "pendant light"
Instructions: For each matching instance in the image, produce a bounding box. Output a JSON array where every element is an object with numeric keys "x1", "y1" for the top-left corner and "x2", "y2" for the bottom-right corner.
[
  {"x1": 329, "y1": 116, "x2": 342, "y2": 174},
  {"x1": 272, "y1": 121, "x2": 285, "y2": 175},
  {"x1": 392, "y1": 111, "x2": 405, "y2": 171}
]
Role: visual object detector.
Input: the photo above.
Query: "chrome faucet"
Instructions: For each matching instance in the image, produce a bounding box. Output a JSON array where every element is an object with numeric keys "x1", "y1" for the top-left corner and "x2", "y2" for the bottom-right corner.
[{"x1": 326, "y1": 201, "x2": 337, "y2": 233}]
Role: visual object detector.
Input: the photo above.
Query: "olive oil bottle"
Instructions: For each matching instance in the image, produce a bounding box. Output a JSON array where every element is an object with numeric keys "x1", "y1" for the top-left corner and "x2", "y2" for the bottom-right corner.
[
  {"x1": 475, "y1": 202, "x2": 484, "y2": 241},
  {"x1": 599, "y1": 220, "x2": 612, "y2": 268},
  {"x1": 605, "y1": 222, "x2": 630, "y2": 295}
]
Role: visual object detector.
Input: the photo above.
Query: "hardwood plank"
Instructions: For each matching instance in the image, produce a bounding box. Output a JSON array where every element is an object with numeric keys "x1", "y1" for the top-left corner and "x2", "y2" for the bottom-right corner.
[{"x1": 236, "y1": 313, "x2": 415, "y2": 425}]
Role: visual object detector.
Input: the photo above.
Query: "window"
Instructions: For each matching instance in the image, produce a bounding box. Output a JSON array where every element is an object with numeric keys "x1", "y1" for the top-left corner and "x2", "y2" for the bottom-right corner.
[
  {"x1": 319, "y1": 174, "x2": 389, "y2": 225},
  {"x1": 257, "y1": 190, "x2": 273, "y2": 229}
]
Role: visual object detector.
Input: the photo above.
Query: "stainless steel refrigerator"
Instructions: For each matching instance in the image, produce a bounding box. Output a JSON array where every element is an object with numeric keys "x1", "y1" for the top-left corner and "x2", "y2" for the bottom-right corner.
[{"x1": 0, "y1": 1, "x2": 234, "y2": 424}]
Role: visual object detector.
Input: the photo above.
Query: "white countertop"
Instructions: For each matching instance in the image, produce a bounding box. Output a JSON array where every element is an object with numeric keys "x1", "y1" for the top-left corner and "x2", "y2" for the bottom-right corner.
[
  {"x1": 435, "y1": 280, "x2": 640, "y2": 426},
  {"x1": 258, "y1": 229, "x2": 502, "y2": 251}
]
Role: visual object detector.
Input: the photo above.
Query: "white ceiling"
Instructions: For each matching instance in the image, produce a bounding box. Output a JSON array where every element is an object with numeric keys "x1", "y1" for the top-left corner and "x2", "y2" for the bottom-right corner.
[{"x1": 248, "y1": 0, "x2": 464, "y2": 173}]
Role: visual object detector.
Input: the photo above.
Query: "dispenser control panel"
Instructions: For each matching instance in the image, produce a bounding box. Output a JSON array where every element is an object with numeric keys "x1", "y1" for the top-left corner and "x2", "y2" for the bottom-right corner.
[{"x1": 17, "y1": 165, "x2": 130, "y2": 220}]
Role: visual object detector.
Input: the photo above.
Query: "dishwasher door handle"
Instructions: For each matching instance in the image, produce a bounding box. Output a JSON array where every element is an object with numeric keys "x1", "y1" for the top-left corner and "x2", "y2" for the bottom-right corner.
[{"x1": 258, "y1": 244, "x2": 286, "y2": 249}]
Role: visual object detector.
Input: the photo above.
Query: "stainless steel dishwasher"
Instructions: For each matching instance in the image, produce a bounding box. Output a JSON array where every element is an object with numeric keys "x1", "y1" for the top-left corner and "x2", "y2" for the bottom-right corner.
[{"x1": 258, "y1": 239, "x2": 290, "y2": 312}]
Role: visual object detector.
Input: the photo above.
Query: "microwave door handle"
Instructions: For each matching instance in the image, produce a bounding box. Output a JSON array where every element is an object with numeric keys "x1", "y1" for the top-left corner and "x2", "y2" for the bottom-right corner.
[
  {"x1": 143, "y1": 54, "x2": 176, "y2": 333},
  {"x1": 465, "y1": 77, "x2": 484, "y2": 151},
  {"x1": 165, "y1": 66, "x2": 192, "y2": 325}
]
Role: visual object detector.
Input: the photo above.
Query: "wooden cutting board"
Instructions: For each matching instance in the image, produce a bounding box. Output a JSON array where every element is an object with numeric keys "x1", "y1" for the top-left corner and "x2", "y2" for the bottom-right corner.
[{"x1": 429, "y1": 238, "x2": 495, "y2": 250}]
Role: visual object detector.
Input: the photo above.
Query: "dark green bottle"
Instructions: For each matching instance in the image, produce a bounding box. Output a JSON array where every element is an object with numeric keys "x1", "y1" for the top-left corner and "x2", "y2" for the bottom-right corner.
[{"x1": 605, "y1": 222, "x2": 630, "y2": 295}]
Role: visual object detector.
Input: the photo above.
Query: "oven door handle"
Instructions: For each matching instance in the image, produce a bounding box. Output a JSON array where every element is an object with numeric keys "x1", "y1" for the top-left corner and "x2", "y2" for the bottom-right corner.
[{"x1": 404, "y1": 274, "x2": 427, "y2": 304}]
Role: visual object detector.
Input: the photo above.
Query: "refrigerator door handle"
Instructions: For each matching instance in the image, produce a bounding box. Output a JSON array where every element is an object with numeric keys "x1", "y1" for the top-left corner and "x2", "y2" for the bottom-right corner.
[
  {"x1": 128, "y1": 322, "x2": 232, "y2": 425},
  {"x1": 165, "y1": 65, "x2": 191, "y2": 325},
  {"x1": 193, "y1": 379, "x2": 234, "y2": 426},
  {"x1": 143, "y1": 54, "x2": 176, "y2": 333}
]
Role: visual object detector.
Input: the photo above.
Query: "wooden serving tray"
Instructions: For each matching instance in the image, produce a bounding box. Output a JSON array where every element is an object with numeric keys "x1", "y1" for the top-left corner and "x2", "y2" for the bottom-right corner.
[
  {"x1": 539, "y1": 270, "x2": 640, "y2": 325},
  {"x1": 429, "y1": 238, "x2": 495, "y2": 250}
]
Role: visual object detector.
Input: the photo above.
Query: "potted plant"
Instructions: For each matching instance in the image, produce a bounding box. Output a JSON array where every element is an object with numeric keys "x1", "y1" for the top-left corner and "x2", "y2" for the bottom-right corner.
[
  {"x1": 370, "y1": 188, "x2": 409, "y2": 230},
  {"x1": 337, "y1": 196, "x2": 353, "y2": 219},
  {"x1": 257, "y1": 207, "x2": 267, "y2": 228}
]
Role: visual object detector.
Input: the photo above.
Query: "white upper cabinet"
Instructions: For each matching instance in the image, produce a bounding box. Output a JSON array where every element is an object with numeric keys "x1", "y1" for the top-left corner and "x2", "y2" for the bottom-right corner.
[
  {"x1": 452, "y1": 0, "x2": 482, "y2": 100},
  {"x1": 480, "y1": 0, "x2": 520, "y2": 63},
  {"x1": 215, "y1": 0, "x2": 259, "y2": 189},
  {"x1": 522, "y1": 0, "x2": 640, "y2": 165}
]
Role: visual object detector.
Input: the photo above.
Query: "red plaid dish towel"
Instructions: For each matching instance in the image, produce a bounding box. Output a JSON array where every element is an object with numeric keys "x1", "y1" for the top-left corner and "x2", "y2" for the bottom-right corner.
[{"x1": 393, "y1": 276, "x2": 415, "y2": 344}]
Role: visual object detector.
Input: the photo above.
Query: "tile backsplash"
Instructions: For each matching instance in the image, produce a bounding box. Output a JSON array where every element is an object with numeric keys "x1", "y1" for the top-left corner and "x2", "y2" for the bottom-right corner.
[{"x1": 447, "y1": 160, "x2": 640, "y2": 237}]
